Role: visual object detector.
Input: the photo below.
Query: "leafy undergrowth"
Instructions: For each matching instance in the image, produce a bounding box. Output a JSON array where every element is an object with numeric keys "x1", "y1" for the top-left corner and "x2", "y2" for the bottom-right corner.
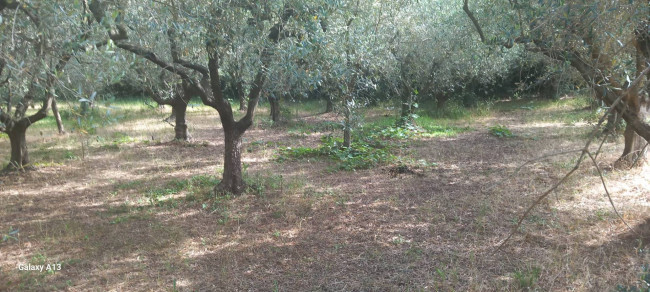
[
  {"x1": 278, "y1": 120, "x2": 471, "y2": 171},
  {"x1": 278, "y1": 123, "x2": 424, "y2": 170},
  {"x1": 489, "y1": 124, "x2": 515, "y2": 138},
  {"x1": 279, "y1": 135, "x2": 396, "y2": 170}
]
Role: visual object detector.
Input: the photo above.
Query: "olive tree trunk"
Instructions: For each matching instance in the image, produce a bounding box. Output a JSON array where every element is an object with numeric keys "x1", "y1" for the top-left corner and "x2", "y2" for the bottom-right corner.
[
  {"x1": 7, "y1": 124, "x2": 29, "y2": 169},
  {"x1": 219, "y1": 128, "x2": 245, "y2": 194},
  {"x1": 343, "y1": 96, "x2": 352, "y2": 148},
  {"x1": 52, "y1": 99, "x2": 66, "y2": 134},
  {"x1": 620, "y1": 97, "x2": 649, "y2": 164},
  {"x1": 619, "y1": 24, "x2": 650, "y2": 164},
  {"x1": 237, "y1": 82, "x2": 247, "y2": 112},
  {"x1": 172, "y1": 103, "x2": 190, "y2": 141},
  {"x1": 269, "y1": 95, "x2": 280, "y2": 123}
]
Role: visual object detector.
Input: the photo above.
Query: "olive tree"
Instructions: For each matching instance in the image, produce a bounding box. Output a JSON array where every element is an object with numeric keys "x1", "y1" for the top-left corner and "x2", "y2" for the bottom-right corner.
[
  {"x1": 390, "y1": 0, "x2": 524, "y2": 121},
  {"x1": 0, "y1": 0, "x2": 100, "y2": 170},
  {"x1": 93, "y1": 0, "x2": 326, "y2": 194},
  {"x1": 314, "y1": 0, "x2": 398, "y2": 147},
  {"x1": 464, "y1": 0, "x2": 650, "y2": 164}
]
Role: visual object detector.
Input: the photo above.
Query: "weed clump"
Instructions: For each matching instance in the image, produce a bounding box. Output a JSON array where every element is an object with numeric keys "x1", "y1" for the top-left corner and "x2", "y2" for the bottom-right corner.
[{"x1": 489, "y1": 124, "x2": 514, "y2": 138}]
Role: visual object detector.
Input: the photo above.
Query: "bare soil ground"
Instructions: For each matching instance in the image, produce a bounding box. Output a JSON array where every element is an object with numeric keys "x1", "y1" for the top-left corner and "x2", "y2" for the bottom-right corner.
[{"x1": 1, "y1": 99, "x2": 649, "y2": 291}]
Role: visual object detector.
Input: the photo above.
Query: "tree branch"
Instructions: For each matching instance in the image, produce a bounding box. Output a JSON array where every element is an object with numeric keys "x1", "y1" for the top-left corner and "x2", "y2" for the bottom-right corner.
[
  {"x1": 586, "y1": 151, "x2": 635, "y2": 233},
  {"x1": 463, "y1": 0, "x2": 486, "y2": 43},
  {"x1": 167, "y1": 28, "x2": 209, "y2": 76},
  {"x1": 206, "y1": 41, "x2": 232, "y2": 119},
  {"x1": 498, "y1": 89, "x2": 634, "y2": 249}
]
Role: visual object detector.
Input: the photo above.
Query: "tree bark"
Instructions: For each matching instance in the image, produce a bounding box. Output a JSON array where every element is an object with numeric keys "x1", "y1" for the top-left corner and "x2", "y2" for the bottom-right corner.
[
  {"x1": 603, "y1": 111, "x2": 622, "y2": 134},
  {"x1": 343, "y1": 97, "x2": 352, "y2": 148},
  {"x1": 7, "y1": 123, "x2": 29, "y2": 170},
  {"x1": 399, "y1": 90, "x2": 414, "y2": 125},
  {"x1": 269, "y1": 95, "x2": 280, "y2": 123},
  {"x1": 237, "y1": 81, "x2": 247, "y2": 112},
  {"x1": 164, "y1": 106, "x2": 177, "y2": 124},
  {"x1": 619, "y1": 21, "x2": 650, "y2": 164},
  {"x1": 52, "y1": 99, "x2": 65, "y2": 134},
  {"x1": 172, "y1": 103, "x2": 190, "y2": 141},
  {"x1": 619, "y1": 92, "x2": 649, "y2": 164},
  {"x1": 398, "y1": 53, "x2": 416, "y2": 126},
  {"x1": 325, "y1": 95, "x2": 334, "y2": 113},
  {"x1": 621, "y1": 120, "x2": 648, "y2": 164},
  {"x1": 216, "y1": 128, "x2": 245, "y2": 194}
]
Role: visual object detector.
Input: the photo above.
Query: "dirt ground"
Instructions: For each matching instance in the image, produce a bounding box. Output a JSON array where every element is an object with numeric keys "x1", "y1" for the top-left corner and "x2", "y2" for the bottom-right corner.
[{"x1": 1, "y1": 100, "x2": 649, "y2": 291}]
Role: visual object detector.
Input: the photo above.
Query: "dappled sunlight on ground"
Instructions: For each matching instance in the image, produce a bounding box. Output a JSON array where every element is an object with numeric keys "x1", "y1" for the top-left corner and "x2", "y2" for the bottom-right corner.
[{"x1": 1, "y1": 98, "x2": 649, "y2": 290}]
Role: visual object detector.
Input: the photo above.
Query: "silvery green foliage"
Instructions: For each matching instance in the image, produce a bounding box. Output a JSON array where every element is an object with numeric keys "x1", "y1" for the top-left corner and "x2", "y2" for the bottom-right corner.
[{"x1": 0, "y1": 2, "x2": 96, "y2": 114}]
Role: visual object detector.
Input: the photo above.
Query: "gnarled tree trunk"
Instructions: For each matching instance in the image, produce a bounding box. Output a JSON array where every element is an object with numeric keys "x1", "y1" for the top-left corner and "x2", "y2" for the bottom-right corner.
[
  {"x1": 7, "y1": 123, "x2": 29, "y2": 170},
  {"x1": 436, "y1": 93, "x2": 449, "y2": 110},
  {"x1": 620, "y1": 94, "x2": 649, "y2": 164},
  {"x1": 164, "y1": 106, "x2": 177, "y2": 123},
  {"x1": 398, "y1": 53, "x2": 416, "y2": 126},
  {"x1": 218, "y1": 128, "x2": 245, "y2": 194},
  {"x1": 603, "y1": 111, "x2": 622, "y2": 134},
  {"x1": 172, "y1": 102, "x2": 190, "y2": 141},
  {"x1": 619, "y1": 22, "x2": 650, "y2": 164}
]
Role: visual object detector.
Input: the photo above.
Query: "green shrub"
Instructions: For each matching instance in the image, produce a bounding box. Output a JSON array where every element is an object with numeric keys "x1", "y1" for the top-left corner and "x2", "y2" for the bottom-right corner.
[{"x1": 489, "y1": 124, "x2": 514, "y2": 138}]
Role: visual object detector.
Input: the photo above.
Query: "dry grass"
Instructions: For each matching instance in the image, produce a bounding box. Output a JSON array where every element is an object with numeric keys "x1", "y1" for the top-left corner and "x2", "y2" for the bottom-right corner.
[{"x1": 1, "y1": 98, "x2": 649, "y2": 291}]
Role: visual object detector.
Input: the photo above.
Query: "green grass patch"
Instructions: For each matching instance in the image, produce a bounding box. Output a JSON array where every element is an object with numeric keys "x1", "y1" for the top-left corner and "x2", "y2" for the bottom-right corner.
[
  {"x1": 416, "y1": 115, "x2": 472, "y2": 137},
  {"x1": 488, "y1": 125, "x2": 514, "y2": 138},
  {"x1": 111, "y1": 132, "x2": 136, "y2": 145},
  {"x1": 145, "y1": 175, "x2": 219, "y2": 206},
  {"x1": 417, "y1": 99, "x2": 473, "y2": 120}
]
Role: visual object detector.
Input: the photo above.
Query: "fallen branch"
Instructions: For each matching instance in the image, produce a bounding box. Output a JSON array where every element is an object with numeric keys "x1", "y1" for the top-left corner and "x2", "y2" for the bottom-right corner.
[
  {"x1": 483, "y1": 149, "x2": 583, "y2": 193},
  {"x1": 497, "y1": 149, "x2": 588, "y2": 249},
  {"x1": 498, "y1": 92, "x2": 633, "y2": 249},
  {"x1": 586, "y1": 151, "x2": 634, "y2": 232}
]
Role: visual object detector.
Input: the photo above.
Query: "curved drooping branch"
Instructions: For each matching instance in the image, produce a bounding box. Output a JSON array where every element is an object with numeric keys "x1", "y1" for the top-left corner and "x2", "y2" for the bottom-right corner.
[
  {"x1": 91, "y1": 0, "x2": 197, "y2": 82},
  {"x1": 462, "y1": 0, "x2": 486, "y2": 43}
]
